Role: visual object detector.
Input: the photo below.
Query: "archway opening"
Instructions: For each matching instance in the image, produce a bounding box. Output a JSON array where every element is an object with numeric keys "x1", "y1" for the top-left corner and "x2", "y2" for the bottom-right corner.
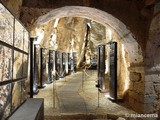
[{"x1": 30, "y1": 6, "x2": 145, "y2": 114}]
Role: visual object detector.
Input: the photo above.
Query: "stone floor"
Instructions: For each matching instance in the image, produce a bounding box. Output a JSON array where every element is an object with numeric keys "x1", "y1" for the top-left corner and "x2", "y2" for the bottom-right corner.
[{"x1": 34, "y1": 70, "x2": 142, "y2": 120}]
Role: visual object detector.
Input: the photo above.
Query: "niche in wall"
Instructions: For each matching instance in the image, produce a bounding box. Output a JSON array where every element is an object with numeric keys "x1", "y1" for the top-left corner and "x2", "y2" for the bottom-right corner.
[{"x1": 0, "y1": 2, "x2": 29, "y2": 120}]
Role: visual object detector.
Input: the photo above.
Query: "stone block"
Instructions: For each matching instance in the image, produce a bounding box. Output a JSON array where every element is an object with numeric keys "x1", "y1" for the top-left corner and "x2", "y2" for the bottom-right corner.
[
  {"x1": 154, "y1": 84, "x2": 160, "y2": 94},
  {"x1": 145, "y1": 82, "x2": 155, "y2": 95},
  {"x1": 133, "y1": 100, "x2": 144, "y2": 113},
  {"x1": 144, "y1": 103, "x2": 154, "y2": 113},
  {"x1": 135, "y1": 93, "x2": 145, "y2": 103},
  {"x1": 136, "y1": 82, "x2": 145, "y2": 94},
  {"x1": 145, "y1": 74, "x2": 160, "y2": 83},
  {"x1": 130, "y1": 72, "x2": 141, "y2": 82},
  {"x1": 129, "y1": 81, "x2": 134, "y2": 90},
  {"x1": 134, "y1": 67, "x2": 145, "y2": 73},
  {"x1": 129, "y1": 97, "x2": 135, "y2": 108},
  {"x1": 144, "y1": 95, "x2": 158, "y2": 103},
  {"x1": 129, "y1": 91, "x2": 135, "y2": 98}
]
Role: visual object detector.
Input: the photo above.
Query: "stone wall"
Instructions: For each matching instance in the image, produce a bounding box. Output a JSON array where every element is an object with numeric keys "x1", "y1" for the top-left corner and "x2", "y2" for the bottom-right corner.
[
  {"x1": 128, "y1": 63, "x2": 145, "y2": 113},
  {"x1": 144, "y1": 1, "x2": 160, "y2": 116}
]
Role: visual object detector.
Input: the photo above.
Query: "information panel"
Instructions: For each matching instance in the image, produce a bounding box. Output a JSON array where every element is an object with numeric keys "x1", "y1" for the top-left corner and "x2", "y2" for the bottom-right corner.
[
  {"x1": 73, "y1": 52, "x2": 77, "y2": 73},
  {"x1": 68, "y1": 53, "x2": 71, "y2": 75},
  {"x1": 109, "y1": 42, "x2": 117, "y2": 100},
  {"x1": 60, "y1": 52, "x2": 66, "y2": 78},
  {"x1": 40, "y1": 48, "x2": 47, "y2": 87},
  {"x1": 48, "y1": 50, "x2": 54, "y2": 82},
  {"x1": 55, "y1": 51, "x2": 60, "y2": 80},
  {"x1": 97, "y1": 45, "x2": 106, "y2": 92}
]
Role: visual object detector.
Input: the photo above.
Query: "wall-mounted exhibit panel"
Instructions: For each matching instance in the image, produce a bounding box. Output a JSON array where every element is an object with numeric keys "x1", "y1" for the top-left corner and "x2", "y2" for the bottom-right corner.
[
  {"x1": 109, "y1": 42, "x2": 117, "y2": 100},
  {"x1": 0, "y1": 84, "x2": 12, "y2": 120},
  {"x1": 13, "y1": 51, "x2": 23, "y2": 79},
  {"x1": 40, "y1": 48, "x2": 47, "y2": 87},
  {"x1": 0, "y1": 45, "x2": 12, "y2": 82},
  {"x1": 0, "y1": 4, "x2": 14, "y2": 45}
]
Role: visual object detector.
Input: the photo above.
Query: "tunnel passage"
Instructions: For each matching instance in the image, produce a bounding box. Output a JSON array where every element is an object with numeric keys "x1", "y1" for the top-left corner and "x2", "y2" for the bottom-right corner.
[{"x1": 30, "y1": 6, "x2": 145, "y2": 113}]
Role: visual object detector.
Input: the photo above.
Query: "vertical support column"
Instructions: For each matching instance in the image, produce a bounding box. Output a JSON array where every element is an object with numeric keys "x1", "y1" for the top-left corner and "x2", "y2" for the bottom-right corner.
[{"x1": 109, "y1": 42, "x2": 117, "y2": 101}]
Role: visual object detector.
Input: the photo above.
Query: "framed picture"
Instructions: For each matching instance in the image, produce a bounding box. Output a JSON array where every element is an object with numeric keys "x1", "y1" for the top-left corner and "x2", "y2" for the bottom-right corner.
[
  {"x1": 22, "y1": 54, "x2": 28, "y2": 78},
  {"x1": 23, "y1": 30, "x2": 29, "y2": 53},
  {"x1": 12, "y1": 81, "x2": 21, "y2": 112},
  {"x1": 0, "y1": 3, "x2": 14, "y2": 45},
  {"x1": 21, "y1": 79, "x2": 27, "y2": 103},
  {"x1": 14, "y1": 19, "x2": 23, "y2": 50},
  {"x1": 0, "y1": 83, "x2": 12, "y2": 120},
  {"x1": 0, "y1": 45, "x2": 12, "y2": 82},
  {"x1": 13, "y1": 51, "x2": 23, "y2": 79}
]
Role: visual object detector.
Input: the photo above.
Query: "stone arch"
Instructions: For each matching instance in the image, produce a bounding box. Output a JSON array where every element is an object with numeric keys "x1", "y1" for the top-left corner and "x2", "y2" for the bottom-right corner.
[
  {"x1": 145, "y1": 2, "x2": 160, "y2": 114},
  {"x1": 36, "y1": 6, "x2": 143, "y2": 64},
  {"x1": 35, "y1": 6, "x2": 145, "y2": 113}
]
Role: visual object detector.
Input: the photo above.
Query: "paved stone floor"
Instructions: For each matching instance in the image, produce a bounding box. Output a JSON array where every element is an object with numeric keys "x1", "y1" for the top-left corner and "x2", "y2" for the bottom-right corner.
[{"x1": 34, "y1": 70, "x2": 141, "y2": 120}]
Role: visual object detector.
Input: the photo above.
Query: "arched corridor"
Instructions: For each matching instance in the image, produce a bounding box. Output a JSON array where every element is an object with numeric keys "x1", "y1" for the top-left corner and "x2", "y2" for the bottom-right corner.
[{"x1": 0, "y1": 1, "x2": 160, "y2": 120}]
